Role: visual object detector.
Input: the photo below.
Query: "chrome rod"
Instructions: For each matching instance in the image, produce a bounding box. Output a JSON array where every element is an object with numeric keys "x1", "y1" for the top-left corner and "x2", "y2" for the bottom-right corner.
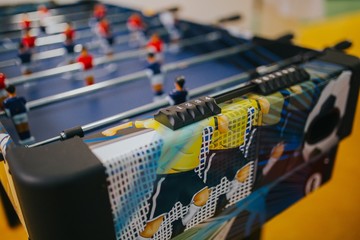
[
  {"x1": 29, "y1": 71, "x2": 252, "y2": 148},
  {"x1": 26, "y1": 42, "x2": 241, "y2": 109},
  {"x1": 0, "y1": 12, "x2": 128, "y2": 40},
  {"x1": 7, "y1": 31, "x2": 222, "y2": 86},
  {"x1": 26, "y1": 50, "x2": 320, "y2": 148},
  {"x1": 0, "y1": 13, "x2": 137, "y2": 53},
  {"x1": 0, "y1": 26, "x2": 166, "y2": 66},
  {"x1": 0, "y1": 6, "x2": 121, "y2": 33}
]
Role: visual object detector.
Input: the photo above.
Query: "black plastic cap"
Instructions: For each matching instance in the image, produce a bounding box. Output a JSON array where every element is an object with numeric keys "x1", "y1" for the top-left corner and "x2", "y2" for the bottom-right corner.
[{"x1": 154, "y1": 96, "x2": 221, "y2": 130}]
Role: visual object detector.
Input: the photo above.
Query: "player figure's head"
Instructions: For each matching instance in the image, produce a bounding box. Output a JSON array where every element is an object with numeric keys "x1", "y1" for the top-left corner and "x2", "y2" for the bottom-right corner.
[
  {"x1": 22, "y1": 13, "x2": 29, "y2": 20},
  {"x1": 5, "y1": 85, "x2": 16, "y2": 97},
  {"x1": 23, "y1": 28, "x2": 31, "y2": 37},
  {"x1": 80, "y1": 46, "x2": 89, "y2": 56},
  {"x1": 150, "y1": 33, "x2": 160, "y2": 42},
  {"x1": 94, "y1": 3, "x2": 106, "y2": 20},
  {"x1": 147, "y1": 52, "x2": 156, "y2": 63},
  {"x1": 66, "y1": 21, "x2": 72, "y2": 29},
  {"x1": 175, "y1": 76, "x2": 185, "y2": 90},
  {"x1": 38, "y1": 5, "x2": 48, "y2": 13},
  {"x1": 131, "y1": 13, "x2": 141, "y2": 20},
  {"x1": 95, "y1": 3, "x2": 106, "y2": 11},
  {"x1": 18, "y1": 43, "x2": 27, "y2": 53}
]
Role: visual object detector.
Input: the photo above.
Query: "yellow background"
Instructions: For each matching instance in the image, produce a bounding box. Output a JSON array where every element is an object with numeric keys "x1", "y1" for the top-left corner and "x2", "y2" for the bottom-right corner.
[{"x1": 263, "y1": 11, "x2": 360, "y2": 240}]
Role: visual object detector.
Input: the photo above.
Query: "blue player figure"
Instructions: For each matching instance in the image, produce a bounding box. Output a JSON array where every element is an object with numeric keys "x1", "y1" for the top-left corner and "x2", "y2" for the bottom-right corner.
[
  {"x1": 167, "y1": 76, "x2": 189, "y2": 105},
  {"x1": 18, "y1": 43, "x2": 32, "y2": 75},
  {"x1": 146, "y1": 52, "x2": 165, "y2": 101},
  {"x1": 3, "y1": 85, "x2": 34, "y2": 145}
]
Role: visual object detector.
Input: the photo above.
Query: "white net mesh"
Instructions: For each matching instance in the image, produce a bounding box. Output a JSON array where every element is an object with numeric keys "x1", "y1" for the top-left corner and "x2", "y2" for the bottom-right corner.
[{"x1": 97, "y1": 104, "x2": 259, "y2": 239}]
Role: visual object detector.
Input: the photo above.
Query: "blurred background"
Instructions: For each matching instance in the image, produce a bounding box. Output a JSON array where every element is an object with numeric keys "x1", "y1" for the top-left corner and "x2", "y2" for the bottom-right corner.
[{"x1": 0, "y1": 0, "x2": 359, "y2": 239}]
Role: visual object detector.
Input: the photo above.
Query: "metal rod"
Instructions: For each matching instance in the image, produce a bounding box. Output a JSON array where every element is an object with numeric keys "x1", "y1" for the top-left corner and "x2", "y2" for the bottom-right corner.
[
  {"x1": 6, "y1": 31, "x2": 221, "y2": 86},
  {"x1": 0, "y1": 12, "x2": 135, "y2": 53},
  {"x1": 27, "y1": 136, "x2": 62, "y2": 148},
  {"x1": 0, "y1": 26, "x2": 166, "y2": 67},
  {"x1": 0, "y1": 6, "x2": 121, "y2": 35},
  {"x1": 0, "y1": 3, "x2": 93, "y2": 23},
  {"x1": 27, "y1": 50, "x2": 321, "y2": 148},
  {"x1": 1, "y1": 12, "x2": 129, "y2": 41},
  {"x1": 29, "y1": 71, "x2": 252, "y2": 148},
  {"x1": 25, "y1": 43, "x2": 244, "y2": 110}
]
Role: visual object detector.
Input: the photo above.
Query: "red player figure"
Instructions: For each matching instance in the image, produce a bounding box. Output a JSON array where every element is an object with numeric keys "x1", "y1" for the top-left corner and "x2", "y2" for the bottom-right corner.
[
  {"x1": 3, "y1": 85, "x2": 34, "y2": 145},
  {"x1": 37, "y1": 5, "x2": 50, "y2": 34},
  {"x1": 146, "y1": 33, "x2": 164, "y2": 62},
  {"x1": 146, "y1": 52, "x2": 165, "y2": 101},
  {"x1": 77, "y1": 46, "x2": 95, "y2": 86},
  {"x1": 0, "y1": 73, "x2": 8, "y2": 109},
  {"x1": 127, "y1": 13, "x2": 146, "y2": 47},
  {"x1": 21, "y1": 29, "x2": 36, "y2": 52},
  {"x1": 167, "y1": 76, "x2": 189, "y2": 105},
  {"x1": 20, "y1": 13, "x2": 31, "y2": 32},
  {"x1": 63, "y1": 22, "x2": 76, "y2": 64},
  {"x1": 93, "y1": 3, "x2": 107, "y2": 21},
  {"x1": 18, "y1": 43, "x2": 33, "y2": 75},
  {"x1": 97, "y1": 18, "x2": 114, "y2": 56}
]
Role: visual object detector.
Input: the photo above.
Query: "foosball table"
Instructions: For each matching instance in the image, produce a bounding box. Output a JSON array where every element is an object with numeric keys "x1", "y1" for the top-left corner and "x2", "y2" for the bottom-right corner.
[{"x1": 0, "y1": 2, "x2": 359, "y2": 240}]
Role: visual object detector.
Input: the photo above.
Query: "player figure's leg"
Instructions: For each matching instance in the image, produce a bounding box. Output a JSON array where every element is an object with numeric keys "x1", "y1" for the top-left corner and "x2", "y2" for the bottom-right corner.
[
  {"x1": 151, "y1": 74, "x2": 165, "y2": 101},
  {"x1": 153, "y1": 84, "x2": 164, "y2": 96},
  {"x1": 99, "y1": 37, "x2": 113, "y2": 56},
  {"x1": 12, "y1": 113, "x2": 34, "y2": 145},
  {"x1": 21, "y1": 62, "x2": 32, "y2": 75},
  {"x1": 135, "y1": 30, "x2": 147, "y2": 47},
  {"x1": 168, "y1": 27, "x2": 181, "y2": 53},
  {"x1": 84, "y1": 69, "x2": 95, "y2": 86},
  {"x1": 128, "y1": 28, "x2": 145, "y2": 47},
  {"x1": 106, "y1": 37, "x2": 114, "y2": 56},
  {"x1": 0, "y1": 90, "x2": 7, "y2": 110}
]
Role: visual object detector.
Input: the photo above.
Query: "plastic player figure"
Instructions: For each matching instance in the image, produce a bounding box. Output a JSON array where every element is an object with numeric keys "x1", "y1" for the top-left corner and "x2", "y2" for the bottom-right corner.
[
  {"x1": 37, "y1": 5, "x2": 50, "y2": 34},
  {"x1": 63, "y1": 22, "x2": 76, "y2": 64},
  {"x1": 0, "y1": 73, "x2": 8, "y2": 109},
  {"x1": 127, "y1": 13, "x2": 146, "y2": 47},
  {"x1": 97, "y1": 18, "x2": 114, "y2": 56},
  {"x1": 93, "y1": 3, "x2": 107, "y2": 22},
  {"x1": 20, "y1": 13, "x2": 31, "y2": 32},
  {"x1": 21, "y1": 29, "x2": 36, "y2": 52},
  {"x1": 18, "y1": 43, "x2": 33, "y2": 75},
  {"x1": 3, "y1": 85, "x2": 34, "y2": 145},
  {"x1": 167, "y1": 76, "x2": 189, "y2": 105},
  {"x1": 159, "y1": 8, "x2": 181, "y2": 53},
  {"x1": 146, "y1": 52, "x2": 165, "y2": 101},
  {"x1": 146, "y1": 33, "x2": 164, "y2": 62},
  {"x1": 77, "y1": 46, "x2": 95, "y2": 86}
]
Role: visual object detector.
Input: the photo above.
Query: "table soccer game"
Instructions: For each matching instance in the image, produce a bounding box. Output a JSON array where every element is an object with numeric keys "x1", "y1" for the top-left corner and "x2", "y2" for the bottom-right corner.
[{"x1": 0, "y1": 1, "x2": 359, "y2": 240}]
